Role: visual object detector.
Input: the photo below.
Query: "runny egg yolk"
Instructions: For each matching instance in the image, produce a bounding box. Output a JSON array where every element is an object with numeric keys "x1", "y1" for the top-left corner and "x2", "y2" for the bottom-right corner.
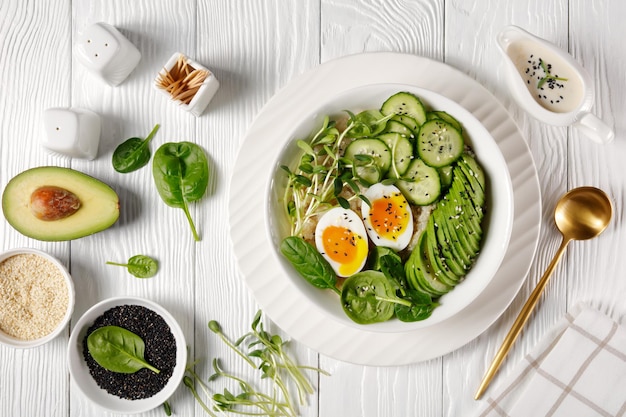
[
  {"x1": 321, "y1": 225, "x2": 368, "y2": 276},
  {"x1": 368, "y1": 193, "x2": 410, "y2": 241}
]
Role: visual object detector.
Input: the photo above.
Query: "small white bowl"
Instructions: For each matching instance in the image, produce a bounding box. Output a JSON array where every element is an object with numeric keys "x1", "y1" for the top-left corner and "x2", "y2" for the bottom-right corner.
[
  {"x1": 67, "y1": 296, "x2": 187, "y2": 414},
  {"x1": 266, "y1": 83, "x2": 514, "y2": 332},
  {"x1": 0, "y1": 248, "x2": 75, "y2": 348}
]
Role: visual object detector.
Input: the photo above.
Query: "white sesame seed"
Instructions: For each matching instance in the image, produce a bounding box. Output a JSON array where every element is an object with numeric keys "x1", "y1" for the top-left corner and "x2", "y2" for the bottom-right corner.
[{"x1": 0, "y1": 254, "x2": 69, "y2": 340}]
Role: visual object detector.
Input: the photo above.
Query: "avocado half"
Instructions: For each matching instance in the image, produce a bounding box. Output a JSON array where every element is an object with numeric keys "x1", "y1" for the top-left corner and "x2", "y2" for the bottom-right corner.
[{"x1": 2, "y1": 166, "x2": 120, "y2": 241}]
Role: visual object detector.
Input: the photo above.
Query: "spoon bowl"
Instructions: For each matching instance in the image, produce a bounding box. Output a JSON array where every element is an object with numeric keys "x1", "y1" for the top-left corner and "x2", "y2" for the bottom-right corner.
[
  {"x1": 475, "y1": 186, "x2": 612, "y2": 399},
  {"x1": 555, "y1": 186, "x2": 613, "y2": 241}
]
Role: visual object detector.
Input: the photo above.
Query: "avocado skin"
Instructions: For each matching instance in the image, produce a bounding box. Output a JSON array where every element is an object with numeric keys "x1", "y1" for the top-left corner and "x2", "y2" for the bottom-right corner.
[{"x1": 2, "y1": 166, "x2": 120, "y2": 241}]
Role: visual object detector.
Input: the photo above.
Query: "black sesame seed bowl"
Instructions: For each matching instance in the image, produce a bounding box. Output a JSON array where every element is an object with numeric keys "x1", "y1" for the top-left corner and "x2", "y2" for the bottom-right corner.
[{"x1": 67, "y1": 296, "x2": 187, "y2": 414}]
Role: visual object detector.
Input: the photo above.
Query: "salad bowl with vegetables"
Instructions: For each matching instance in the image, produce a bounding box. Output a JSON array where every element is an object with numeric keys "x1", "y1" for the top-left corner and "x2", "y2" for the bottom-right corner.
[{"x1": 267, "y1": 84, "x2": 514, "y2": 331}]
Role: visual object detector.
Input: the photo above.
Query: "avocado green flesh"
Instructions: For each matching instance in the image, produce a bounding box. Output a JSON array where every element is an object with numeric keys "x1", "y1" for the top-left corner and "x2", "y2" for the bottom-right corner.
[{"x1": 2, "y1": 166, "x2": 119, "y2": 241}]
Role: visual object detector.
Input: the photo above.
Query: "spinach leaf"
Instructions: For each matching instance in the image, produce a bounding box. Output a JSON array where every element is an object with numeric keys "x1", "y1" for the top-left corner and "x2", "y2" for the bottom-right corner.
[
  {"x1": 112, "y1": 124, "x2": 160, "y2": 173},
  {"x1": 152, "y1": 141, "x2": 209, "y2": 241},
  {"x1": 378, "y1": 253, "x2": 408, "y2": 293},
  {"x1": 106, "y1": 255, "x2": 158, "y2": 278},
  {"x1": 87, "y1": 325, "x2": 160, "y2": 374},
  {"x1": 280, "y1": 236, "x2": 340, "y2": 295},
  {"x1": 379, "y1": 254, "x2": 439, "y2": 322},
  {"x1": 395, "y1": 290, "x2": 439, "y2": 322},
  {"x1": 340, "y1": 271, "x2": 396, "y2": 324}
]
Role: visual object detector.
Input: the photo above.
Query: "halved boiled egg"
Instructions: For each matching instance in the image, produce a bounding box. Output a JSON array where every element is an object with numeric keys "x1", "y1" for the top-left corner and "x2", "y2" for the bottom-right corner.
[
  {"x1": 315, "y1": 207, "x2": 369, "y2": 277},
  {"x1": 361, "y1": 183, "x2": 414, "y2": 251}
]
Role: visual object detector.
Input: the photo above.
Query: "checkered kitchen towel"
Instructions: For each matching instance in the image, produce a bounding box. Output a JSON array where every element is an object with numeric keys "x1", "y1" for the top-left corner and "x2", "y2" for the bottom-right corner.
[{"x1": 477, "y1": 303, "x2": 626, "y2": 417}]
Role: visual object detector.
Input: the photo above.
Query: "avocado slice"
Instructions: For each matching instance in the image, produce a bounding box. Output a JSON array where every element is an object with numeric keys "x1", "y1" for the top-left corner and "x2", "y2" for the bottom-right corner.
[{"x1": 2, "y1": 166, "x2": 119, "y2": 241}]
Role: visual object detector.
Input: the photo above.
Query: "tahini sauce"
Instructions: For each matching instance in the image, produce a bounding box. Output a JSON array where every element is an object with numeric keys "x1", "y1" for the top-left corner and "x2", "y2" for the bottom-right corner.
[{"x1": 508, "y1": 39, "x2": 584, "y2": 113}]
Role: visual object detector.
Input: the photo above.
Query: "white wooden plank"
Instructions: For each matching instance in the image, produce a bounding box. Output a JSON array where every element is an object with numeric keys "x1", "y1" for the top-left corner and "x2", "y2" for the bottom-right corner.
[
  {"x1": 0, "y1": 1, "x2": 73, "y2": 416},
  {"x1": 191, "y1": 1, "x2": 322, "y2": 417},
  {"x1": 68, "y1": 1, "x2": 198, "y2": 416},
  {"x1": 322, "y1": 0, "x2": 444, "y2": 63},
  {"x1": 318, "y1": 1, "x2": 445, "y2": 417},
  {"x1": 443, "y1": 1, "x2": 571, "y2": 415},
  {"x1": 567, "y1": 0, "x2": 626, "y2": 320}
]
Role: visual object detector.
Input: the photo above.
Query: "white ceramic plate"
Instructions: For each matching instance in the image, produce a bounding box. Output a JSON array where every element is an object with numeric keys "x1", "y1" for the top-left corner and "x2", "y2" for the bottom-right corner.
[{"x1": 229, "y1": 52, "x2": 541, "y2": 366}]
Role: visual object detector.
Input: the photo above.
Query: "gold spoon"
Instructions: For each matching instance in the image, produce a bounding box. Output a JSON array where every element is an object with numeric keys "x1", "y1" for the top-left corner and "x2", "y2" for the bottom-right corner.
[{"x1": 474, "y1": 186, "x2": 613, "y2": 400}]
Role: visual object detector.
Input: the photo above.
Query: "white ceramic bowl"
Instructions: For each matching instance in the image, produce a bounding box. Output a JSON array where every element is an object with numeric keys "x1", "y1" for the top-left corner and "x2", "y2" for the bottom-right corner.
[
  {"x1": 0, "y1": 248, "x2": 75, "y2": 348},
  {"x1": 67, "y1": 296, "x2": 187, "y2": 414},
  {"x1": 266, "y1": 83, "x2": 514, "y2": 332}
]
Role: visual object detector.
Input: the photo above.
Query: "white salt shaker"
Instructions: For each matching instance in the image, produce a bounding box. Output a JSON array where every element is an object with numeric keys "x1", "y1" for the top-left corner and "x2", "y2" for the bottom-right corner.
[
  {"x1": 42, "y1": 108, "x2": 101, "y2": 160},
  {"x1": 497, "y1": 25, "x2": 614, "y2": 144},
  {"x1": 75, "y1": 22, "x2": 141, "y2": 86},
  {"x1": 154, "y1": 52, "x2": 220, "y2": 117}
]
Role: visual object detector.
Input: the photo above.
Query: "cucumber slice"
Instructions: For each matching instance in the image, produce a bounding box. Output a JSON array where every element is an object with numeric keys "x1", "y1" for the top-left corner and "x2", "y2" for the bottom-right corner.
[
  {"x1": 396, "y1": 158, "x2": 441, "y2": 205},
  {"x1": 391, "y1": 114, "x2": 420, "y2": 134},
  {"x1": 381, "y1": 92, "x2": 427, "y2": 126},
  {"x1": 417, "y1": 119, "x2": 464, "y2": 168},
  {"x1": 352, "y1": 163, "x2": 381, "y2": 186},
  {"x1": 377, "y1": 132, "x2": 414, "y2": 177},
  {"x1": 344, "y1": 138, "x2": 391, "y2": 179},
  {"x1": 428, "y1": 110, "x2": 463, "y2": 133},
  {"x1": 383, "y1": 120, "x2": 415, "y2": 139},
  {"x1": 438, "y1": 165, "x2": 453, "y2": 189}
]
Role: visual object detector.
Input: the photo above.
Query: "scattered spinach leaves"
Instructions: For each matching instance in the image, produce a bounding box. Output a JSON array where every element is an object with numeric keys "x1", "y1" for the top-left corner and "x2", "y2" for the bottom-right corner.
[
  {"x1": 152, "y1": 141, "x2": 209, "y2": 241},
  {"x1": 87, "y1": 325, "x2": 160, "y2": 374},
  {"x1": 106, "y1": 255, "x2": 158, "y2": 278},
  {"x1": 112, "y1": 124, "x2": 160, "y2": 173},
  {"x1": 280, "y1": 236, "x2": 340, "y2": 295}
]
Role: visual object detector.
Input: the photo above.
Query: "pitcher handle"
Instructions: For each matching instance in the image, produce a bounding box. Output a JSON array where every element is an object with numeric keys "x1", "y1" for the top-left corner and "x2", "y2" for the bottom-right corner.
[{"x1": 573, "y1": 113, "x2": 615, "y2": 144}]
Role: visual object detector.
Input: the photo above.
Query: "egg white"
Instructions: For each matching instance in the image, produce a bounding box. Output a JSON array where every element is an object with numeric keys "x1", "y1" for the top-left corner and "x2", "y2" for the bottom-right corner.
[
  {"x1": 361, "y1": 183, "x2": 414, "y2": 251},
  {"x1": 314, "y1": 207, "x2": 369, "y2": 277}
]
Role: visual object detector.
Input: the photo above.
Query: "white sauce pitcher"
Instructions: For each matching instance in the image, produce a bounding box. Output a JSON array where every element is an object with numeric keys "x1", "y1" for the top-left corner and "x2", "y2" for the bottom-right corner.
[{"x1": 497, "y1": 25, "x2": 614, "y2": 144}]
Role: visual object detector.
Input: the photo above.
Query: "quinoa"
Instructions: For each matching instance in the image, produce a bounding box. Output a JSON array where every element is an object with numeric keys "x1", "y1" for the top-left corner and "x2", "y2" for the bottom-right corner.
[
  {"x1": 82, "y1": 304, "x2": 176, "y2": 400},
  {"x1": 0, "y1": 253, "x2": 69, "y2": 340}
]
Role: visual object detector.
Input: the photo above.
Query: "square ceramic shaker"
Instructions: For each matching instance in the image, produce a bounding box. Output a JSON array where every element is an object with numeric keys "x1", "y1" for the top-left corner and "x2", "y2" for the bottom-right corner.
[
  {"x1": 42, "y1": 108, "x2": 101, "y2": 160},
  {"x1": 75, "y1": 22, "x2": 141, "y2": 86}
]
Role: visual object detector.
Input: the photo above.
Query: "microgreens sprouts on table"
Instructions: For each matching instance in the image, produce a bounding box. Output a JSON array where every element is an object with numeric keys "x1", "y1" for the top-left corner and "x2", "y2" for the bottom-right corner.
[{"x1": 184, "y1": 310, "x2": 330, "y2": 417}]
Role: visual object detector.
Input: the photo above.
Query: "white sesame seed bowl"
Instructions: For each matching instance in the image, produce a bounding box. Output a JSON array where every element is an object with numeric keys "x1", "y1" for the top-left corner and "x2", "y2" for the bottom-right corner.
[
  {"x1": 67, "y1": 296, "x2": 187, "y2": 414},
  {"x1": 0, "y1": 248, "x2": 75, "y2": 348}
]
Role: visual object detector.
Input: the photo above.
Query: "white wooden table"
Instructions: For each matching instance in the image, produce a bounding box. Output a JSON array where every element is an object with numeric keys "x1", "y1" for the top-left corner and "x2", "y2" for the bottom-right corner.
[{"x1": 1, "y1": 1, "x2": 625, "y2": 416}]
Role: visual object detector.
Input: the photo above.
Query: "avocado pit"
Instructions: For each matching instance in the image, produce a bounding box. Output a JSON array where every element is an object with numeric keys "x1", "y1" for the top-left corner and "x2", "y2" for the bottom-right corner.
[{"x1": 30, "y1": 186, "x2": 81, "y2": 221}]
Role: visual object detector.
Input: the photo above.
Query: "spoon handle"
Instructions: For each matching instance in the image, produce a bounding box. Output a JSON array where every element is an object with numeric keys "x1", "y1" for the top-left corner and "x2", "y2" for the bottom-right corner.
[{"x1": 474, "y1": 237, "x2": 571, "y2": 400}]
